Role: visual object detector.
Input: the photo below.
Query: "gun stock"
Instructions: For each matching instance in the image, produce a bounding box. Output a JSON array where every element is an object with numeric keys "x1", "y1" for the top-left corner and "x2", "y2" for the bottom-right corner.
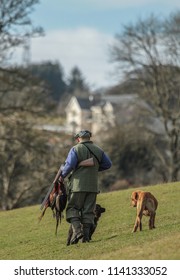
[{"x1": 78, "y1": 157, "x2": 94, "y2": 167}]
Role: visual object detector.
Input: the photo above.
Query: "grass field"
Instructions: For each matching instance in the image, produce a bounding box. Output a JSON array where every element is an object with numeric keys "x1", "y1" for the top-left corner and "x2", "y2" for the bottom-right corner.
[{"x1": 0, "y1": 182, "x2": 179, "y2": 260}]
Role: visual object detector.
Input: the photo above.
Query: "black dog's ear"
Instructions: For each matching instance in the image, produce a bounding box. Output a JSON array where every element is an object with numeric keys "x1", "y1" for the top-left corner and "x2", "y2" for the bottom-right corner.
[
  {"x1": 95, "y1": 204, "x2": 105, "y2": 215},
  {"x1": 100, "y1": 207, "x2": 106, "y2": 213},
  {"x1": 95, "y1": 204, "x2": 100, "y2": 208}
]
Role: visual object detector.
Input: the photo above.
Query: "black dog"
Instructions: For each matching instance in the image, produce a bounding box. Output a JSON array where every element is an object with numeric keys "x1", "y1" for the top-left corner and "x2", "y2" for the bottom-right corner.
[{"x1": 66, "y1": 204, "x2": 106, "y2": 246}]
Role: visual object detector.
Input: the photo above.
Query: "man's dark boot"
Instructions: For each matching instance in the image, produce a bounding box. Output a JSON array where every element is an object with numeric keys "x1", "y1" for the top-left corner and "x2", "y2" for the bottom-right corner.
[
  {"x1": 70, "y1": 218, "x2": 83, "y2": 245},
  {"x1": 82, "y1": 223, "x2": 92, "y2": 243}
]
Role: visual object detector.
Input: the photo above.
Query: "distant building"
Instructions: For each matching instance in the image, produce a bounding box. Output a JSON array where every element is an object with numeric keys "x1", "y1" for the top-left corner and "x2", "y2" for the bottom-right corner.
[
  {"x1": 65, "y1": 96, "x2": 92, "y2": 134},
  {"x1": 65, "y1": 94, "x2": 145, "y2": 135}
]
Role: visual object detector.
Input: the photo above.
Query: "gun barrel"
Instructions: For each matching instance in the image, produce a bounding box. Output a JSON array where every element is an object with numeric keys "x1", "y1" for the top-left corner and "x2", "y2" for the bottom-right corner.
[{"x1": 40, "y1": 183, "x2": 54, "y2": 210}]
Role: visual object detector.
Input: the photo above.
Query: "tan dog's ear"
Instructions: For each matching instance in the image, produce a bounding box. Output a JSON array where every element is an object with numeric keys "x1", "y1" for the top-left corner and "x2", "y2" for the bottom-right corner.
[
  {"x1": 134, "y1": 191, "x2": 138, "y2": 200},
  {"x1": 134, "y1": 191, "x2": 142, "y2": 200},
  {"x1": 132, "y1": 191, "x2": 138, "y2": 200}
]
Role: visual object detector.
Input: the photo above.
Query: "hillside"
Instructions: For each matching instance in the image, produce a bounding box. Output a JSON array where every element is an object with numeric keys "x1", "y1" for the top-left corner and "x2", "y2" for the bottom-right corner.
[{"x1": 0, "y1": 182, "x2": 179, "y2": 260}]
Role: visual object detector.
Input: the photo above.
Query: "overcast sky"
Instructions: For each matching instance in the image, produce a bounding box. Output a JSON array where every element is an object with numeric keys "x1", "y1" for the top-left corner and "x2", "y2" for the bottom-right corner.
[{"x1": 14, "y1": 0, "x2": 180, "y2": 90}]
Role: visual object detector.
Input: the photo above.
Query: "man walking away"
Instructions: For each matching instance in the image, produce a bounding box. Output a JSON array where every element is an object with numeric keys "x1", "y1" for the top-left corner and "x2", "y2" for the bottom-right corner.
[{"x1": 59, "y1": 130, "x2": 112, "y2": 245}]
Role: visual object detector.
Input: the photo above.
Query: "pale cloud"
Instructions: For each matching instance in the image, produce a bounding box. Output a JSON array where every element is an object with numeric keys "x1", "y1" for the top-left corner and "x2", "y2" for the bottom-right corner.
[
  {"x1": 13, "y1": 0, "x2": 180, "y2": 90},
  {"x1": 22, "y1": 28, "x2": 118, "y2": 89}
]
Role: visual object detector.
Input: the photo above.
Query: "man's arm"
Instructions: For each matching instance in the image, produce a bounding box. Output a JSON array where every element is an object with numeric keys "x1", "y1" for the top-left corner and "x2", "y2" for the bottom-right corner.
[
  {"x1": 61, "y1": 147, "x2": 78, "y2": 178},
  {"x1": 98, "y1": 152, "x2": 112, "y2": 171}
]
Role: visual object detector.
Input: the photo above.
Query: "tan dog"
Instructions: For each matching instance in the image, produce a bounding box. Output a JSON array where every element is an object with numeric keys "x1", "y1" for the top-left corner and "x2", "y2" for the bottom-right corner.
[{"x1": 131, "y1": 190, "x2": 158, "y2": 232}]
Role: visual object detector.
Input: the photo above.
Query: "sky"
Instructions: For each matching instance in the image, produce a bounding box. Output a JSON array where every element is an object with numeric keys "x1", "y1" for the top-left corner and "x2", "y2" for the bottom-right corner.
[{"x1": 15, "y1": 0, "x2": 180, "y2": 90}]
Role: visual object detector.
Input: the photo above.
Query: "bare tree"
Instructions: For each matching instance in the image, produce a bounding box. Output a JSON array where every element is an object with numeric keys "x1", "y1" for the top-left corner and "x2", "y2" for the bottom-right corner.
[
  {"x1": 0, "y1": 0, "x2": 43, "y2": 64},
  {"x1": 110, "y1": 12, "x2": 180, "y2": 181},
  {"x1": 0, "y1": 0, "x2": 58, "y2": 210}
]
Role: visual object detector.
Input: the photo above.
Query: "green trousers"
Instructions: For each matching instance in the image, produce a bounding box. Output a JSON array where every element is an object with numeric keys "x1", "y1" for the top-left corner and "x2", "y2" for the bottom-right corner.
[{"x1": 66, "y1": 192, "x2": 97, "y2": 224}]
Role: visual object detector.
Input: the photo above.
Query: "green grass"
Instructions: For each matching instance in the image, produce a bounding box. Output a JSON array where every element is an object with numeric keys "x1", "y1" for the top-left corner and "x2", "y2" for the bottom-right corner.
[{"x1": 0, "y1": 182, "x2": 180, "y2": 260}]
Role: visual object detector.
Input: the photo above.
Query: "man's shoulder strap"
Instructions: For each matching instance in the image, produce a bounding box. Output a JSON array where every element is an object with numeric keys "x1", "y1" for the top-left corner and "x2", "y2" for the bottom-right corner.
[{"x1": 81, "y1": 143, "x2": 101, "y2": 164}]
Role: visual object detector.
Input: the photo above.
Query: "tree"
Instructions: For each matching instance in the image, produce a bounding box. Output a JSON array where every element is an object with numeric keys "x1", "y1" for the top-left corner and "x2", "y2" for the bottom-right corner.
[
  {"x1": 0, "y1": 65, "x2": 54, "y2": 210},
  {"x1": 0, "y1": 0, "x2": 62, "y2": 210},
  {"x1": 67, "y1": 66, "x2": 89, "y2": 94},
  {"x1": 28, "y1": 61, "x2": 67, "y2": 101},
  {"x1": 110, "y1": 12, "x2": 180, "y2": 181},
  {"x1": 0, "y1": 0, "x2": 43, "y2": 64},
  {"x1": 100, "y1": 124, "x2": 161, "y2": 190}
]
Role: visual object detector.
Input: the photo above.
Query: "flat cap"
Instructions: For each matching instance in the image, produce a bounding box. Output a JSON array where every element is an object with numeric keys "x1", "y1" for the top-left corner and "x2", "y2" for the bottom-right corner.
[{"x1": 75, "y1": 130, "x2": 92, "y2": 139}]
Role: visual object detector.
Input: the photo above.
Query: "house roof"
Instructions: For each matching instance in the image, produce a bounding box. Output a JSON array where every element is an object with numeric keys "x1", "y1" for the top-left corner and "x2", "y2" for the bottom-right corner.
[
  {"x1": 77, "y1": 97, "x2": 91, "y2": 110},
  {"x1": 102, "y1": 94, "x2": 138, "y2": 104},
  {"x1": 67, "y1": 94, "x2": 138, "y2": 111}
]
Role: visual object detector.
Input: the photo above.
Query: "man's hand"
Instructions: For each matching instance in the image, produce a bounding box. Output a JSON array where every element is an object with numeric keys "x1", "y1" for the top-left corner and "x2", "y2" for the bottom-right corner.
[{"x1": 58, "y1": 176, "x2": 64, "y2": 183}]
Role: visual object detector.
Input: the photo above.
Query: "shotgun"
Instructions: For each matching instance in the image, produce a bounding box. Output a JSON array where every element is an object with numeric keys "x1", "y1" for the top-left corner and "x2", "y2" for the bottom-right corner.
[{"x1": 40, "y1": 164, "x2": 64, "y2": 211}]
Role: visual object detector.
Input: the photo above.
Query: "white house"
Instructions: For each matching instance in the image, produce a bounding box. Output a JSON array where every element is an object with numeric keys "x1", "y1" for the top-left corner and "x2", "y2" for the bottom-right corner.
[
  {"x1": 65, "y1": 96, "x2": 92, "y2": 134},
  {"x1": 65, "y1": 94, "x2": 138, "y2": 135},
  {"x1": 65, "y1": 93, "x2": 165, "y2": 138}
]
